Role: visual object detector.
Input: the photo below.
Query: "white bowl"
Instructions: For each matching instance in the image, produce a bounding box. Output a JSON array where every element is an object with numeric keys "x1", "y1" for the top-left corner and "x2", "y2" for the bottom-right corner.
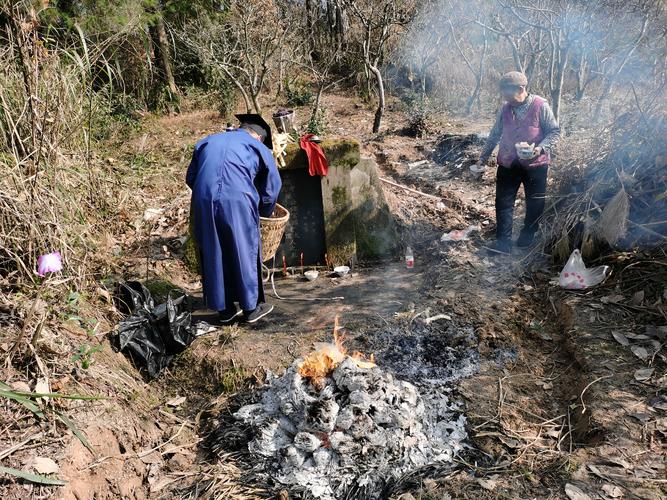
[
  {"x1": 333, "y1": 266, "x2": 350, "y2": 277},
  {"x1": 304, "y1": 270, "x2": 319, "y2": 281}
]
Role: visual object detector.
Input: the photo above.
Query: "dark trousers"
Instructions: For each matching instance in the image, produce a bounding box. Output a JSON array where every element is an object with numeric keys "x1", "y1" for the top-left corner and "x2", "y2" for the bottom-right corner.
[{"x1": 495, "y1": 162, "x2": 549, "y2": 242}]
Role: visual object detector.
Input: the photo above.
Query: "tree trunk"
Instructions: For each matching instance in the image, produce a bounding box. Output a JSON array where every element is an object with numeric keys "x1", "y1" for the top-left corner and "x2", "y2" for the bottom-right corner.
[
  {"x1": 369, "y1": 63, "x2": 385, "y2": 133},
  {"x1": 574, "y1": 53, "x2": 588, "y2": 101},
  {"x1": 251, "y1": 92, "x2": 262, "y2": 114},
  {"x1": 466, "y1": 29, "x2": 488, "y2": 115},
  {"x1": 524, "y1": 32, "x2": 542, "y2": 83},
  {"x1": 593, "y1": 16, "x2": 648, "y2": 122},
  {"x1": 277, "y1": 46, "x2": 284, "y2": 96},
  {"x1": 153, "y1": 15, "x2": 178, "y2": 97},
  {"x1": 221, "y1": 66, "x2": 252, "y2": 113},
  {"x1": 551, "y1": 49, "x2": 569, "y2": 122},
  {"x1": 305, "y1": 0, "x2": 316, "y2": 57},
  {"x1": 311, "y1": 81, "x2": 326, "y2": 122},
  {"x1": 7, "y1": 6, "x2": 38, "y2": 169}
]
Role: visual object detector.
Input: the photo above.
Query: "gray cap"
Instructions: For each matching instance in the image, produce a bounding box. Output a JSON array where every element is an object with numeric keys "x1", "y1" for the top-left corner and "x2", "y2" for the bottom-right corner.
[{"x1": 500, "y1": 71, "x2": 528, "y2": 87}]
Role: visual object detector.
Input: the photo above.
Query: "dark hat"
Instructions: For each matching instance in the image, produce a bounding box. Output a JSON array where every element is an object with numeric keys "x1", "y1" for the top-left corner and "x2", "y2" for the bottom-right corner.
[
  {"x1": 499, "y1": 71, "x2": 528, "y2": 88},
  {"x1": 235, "y1": 113, "x2": 273, "y2": 150}
]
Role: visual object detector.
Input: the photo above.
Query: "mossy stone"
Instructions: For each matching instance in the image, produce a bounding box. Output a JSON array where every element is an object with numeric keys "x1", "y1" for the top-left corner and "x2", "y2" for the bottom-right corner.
[
  {"x1": 183, "y1": 206, "x2": 200, "y2": 274},
  {"x1": 281, "y1": 139, "x2": 360, "y2": 171}
]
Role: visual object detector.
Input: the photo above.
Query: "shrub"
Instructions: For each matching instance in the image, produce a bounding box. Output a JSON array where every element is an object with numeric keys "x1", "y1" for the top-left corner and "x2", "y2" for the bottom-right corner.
[
  {"x1": 403, "y1": 92, "x2": 434, "y2": 138},
  {"x1": 286, "y1": 81, "x2": 314, "y2": 107},
  {"x1": 306, "y1": 109, "x2": 327, "y2": 136}
]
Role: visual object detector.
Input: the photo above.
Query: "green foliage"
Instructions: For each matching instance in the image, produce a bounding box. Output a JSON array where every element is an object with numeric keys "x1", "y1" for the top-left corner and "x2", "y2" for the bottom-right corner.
[
  {"x1": 71, "y1": 343, "x2": 103, "y2": 369},
  {"x1": 144, "y1": 279, "x2": 182, "y2": 302},
  {"x1": 90, "y1": 91, "x2": 143, "y2": 141},
  {"x1": 286, "y1": 81, "x2": 314, "y2": 107},
  {"x1": 216, "y1": 79, "x2": 237, "y2": 118},
  {"x1": 220, "y1": 366, "x2": 252, "y2": 393},
  {"x1": 147, "y1": 84, "x2": 180, "y2": 113},
  {"x1": 0, "y1": 465, "x2": 66, "y2": 486},
  {"x1": 307, "y1": 108, "x2": 327, "y2": 136},
  {"x1": 402, "y1": 92, "x2": 434, "y2": 138}
]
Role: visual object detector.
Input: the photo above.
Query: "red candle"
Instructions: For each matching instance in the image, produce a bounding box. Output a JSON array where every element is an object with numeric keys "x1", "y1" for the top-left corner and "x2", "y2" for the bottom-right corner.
[{"x1": 282, "y1": 255, "x2": 287, "y2": 275}]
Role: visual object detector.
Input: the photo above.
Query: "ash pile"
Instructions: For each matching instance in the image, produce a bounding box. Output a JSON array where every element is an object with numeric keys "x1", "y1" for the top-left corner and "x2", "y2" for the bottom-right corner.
[{"x1": 233, "y1": 325, "x2": 467, "y2": 499}]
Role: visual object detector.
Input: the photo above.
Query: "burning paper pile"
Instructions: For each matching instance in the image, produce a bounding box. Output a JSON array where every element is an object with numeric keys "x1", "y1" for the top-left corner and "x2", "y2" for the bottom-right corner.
[{"x1": 234, "y1": 319, "x2": 467, "y2": 499}]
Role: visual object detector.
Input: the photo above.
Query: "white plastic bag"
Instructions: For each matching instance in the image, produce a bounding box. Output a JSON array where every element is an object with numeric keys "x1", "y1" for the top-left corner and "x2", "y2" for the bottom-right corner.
[
  {"x1": 441, "y1": 225, "x2": 480, "y2": 242},
  {"x1": 558, "y1": 249, "x2": 610, "y2": 290}
]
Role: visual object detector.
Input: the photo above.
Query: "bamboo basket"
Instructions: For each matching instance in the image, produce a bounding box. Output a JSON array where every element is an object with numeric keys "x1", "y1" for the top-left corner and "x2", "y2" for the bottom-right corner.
[{"x1": 260, "y1": 203, "x2": 289, "y2": 262}]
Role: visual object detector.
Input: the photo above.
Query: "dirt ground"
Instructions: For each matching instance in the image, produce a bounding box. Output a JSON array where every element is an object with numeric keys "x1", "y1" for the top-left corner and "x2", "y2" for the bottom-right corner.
[{"x1": 0, "y1": 93, "x2": 664, "y2": 500}]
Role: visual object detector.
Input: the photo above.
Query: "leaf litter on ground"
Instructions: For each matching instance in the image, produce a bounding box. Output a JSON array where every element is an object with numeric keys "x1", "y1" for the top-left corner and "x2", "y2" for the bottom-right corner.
[
  {"x1": 630, "y1": 345, "x2": 649, "y2": 361},
  {"x1": 601, "y1": 484, "x2": 624, "y2": 498},
  {"x1": 633, "y1": 368, "x2": 654, "y2": 381},
  {"x1": 611, "y1": 331, "x2": 629, "y2": 346},
  {"x1": 565, "y1": 483, "x2": 592, "y2": 500}
]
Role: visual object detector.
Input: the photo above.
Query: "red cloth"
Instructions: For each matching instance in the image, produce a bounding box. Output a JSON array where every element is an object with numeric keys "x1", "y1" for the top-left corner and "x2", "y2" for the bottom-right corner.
[{"x1": 299, "y1": 134, "x2": 329, "y2": 177}]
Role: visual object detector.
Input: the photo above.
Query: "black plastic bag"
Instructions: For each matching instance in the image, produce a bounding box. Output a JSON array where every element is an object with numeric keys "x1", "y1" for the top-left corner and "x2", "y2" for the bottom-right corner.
[
  {"x1": 114, "y1": 281, "x2": 154, "y2": 315},
  {"x1": 112, "y1": 285, "x2": 196, "y2": 378}
]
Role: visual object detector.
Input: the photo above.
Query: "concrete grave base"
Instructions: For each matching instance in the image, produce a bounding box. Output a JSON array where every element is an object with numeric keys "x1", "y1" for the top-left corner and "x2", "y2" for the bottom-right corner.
[{"x1": 184, "y1": 138, "x2": 398, "y2": 272}]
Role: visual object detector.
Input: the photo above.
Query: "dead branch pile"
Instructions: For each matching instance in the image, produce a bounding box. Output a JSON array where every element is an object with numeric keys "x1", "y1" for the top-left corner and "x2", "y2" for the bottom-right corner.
[{"x1": 545, "y1": 105, "x2": 667, "y2": 261}]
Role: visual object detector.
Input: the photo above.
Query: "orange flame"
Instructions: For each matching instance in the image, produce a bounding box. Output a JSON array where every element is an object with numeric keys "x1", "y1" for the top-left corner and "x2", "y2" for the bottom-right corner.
[{"x1": 298, "y1": 316, "x2": 375, "y2": 384}]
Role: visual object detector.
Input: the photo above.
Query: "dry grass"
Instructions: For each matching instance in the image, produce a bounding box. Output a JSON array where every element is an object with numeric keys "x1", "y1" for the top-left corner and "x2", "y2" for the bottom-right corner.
[
  {"x1": 543, "y1": 99, "x2": 667, "y2": 261},
  {"x1": 0, "y1": 7, "x2": 131, "y2": 288}
]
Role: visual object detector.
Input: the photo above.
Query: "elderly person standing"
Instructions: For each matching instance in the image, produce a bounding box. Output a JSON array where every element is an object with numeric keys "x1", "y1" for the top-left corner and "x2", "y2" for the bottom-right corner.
[
  {"x1": 473, "y1": 71, "x2": 560, "y2": 254},
  {"x1": 187, "y1": 114, "x2": 282, "y2": 324}
]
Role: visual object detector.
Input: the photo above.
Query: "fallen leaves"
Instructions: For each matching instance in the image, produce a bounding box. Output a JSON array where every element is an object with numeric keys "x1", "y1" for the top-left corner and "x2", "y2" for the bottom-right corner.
[
  {"x1": 166, "y1": 396, "x2": 186, "y2": 407},
  {"x1": 475, "y1": 476, "x2": 499, "y2": 491},
  {"x1": 648, "y1": 396, "x2": 667, "y2": 411},
  {"x1": 565, "y1": 483, "x2": 591, "y2": 500},
  {"x1": 630, "y1": 345, "x2": 648, "y2": 361},
  {"x1": 611, "y1": 331, "x2": 629, "y2": 346},
  {"x1": 633, "y1": 368, "x2": 654, "y2": 381},
  {"x1": 534, "y1": 380, "x2": 553, "y2": 390},
  {"x1": 601, "y1": 295, "x2": 624, "y2": 304},
  {"x1": 30, "y1": 457, "x2": 59, "y2": 475},
  {"x1": 601, "y1": 484, "x2": 624, "y2": 498}
]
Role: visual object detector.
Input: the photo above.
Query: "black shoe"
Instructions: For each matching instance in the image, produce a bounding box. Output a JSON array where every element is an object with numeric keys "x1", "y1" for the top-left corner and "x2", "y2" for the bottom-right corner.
[
  {"x1": 485, "y1": 240, "x2": 512, "y2": 256},
  {"x1": 244, "y1": 303, "x2": 274, "y2": 324},
  {"x1": 516, "y1": 230, "x2": 536, "y2": 248},
  {"x1": 218, "y1": 307, "x2": 242, "y2": 324}
]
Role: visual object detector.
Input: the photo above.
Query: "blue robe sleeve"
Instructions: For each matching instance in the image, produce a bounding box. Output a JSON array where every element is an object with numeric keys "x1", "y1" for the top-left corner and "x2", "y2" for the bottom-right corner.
[
  {"x1": 186, "y1": 141, "x2": 206, "y2": 189},
  {"x1": 255, "y1": 146, "x2": 282, "y2": 217}
]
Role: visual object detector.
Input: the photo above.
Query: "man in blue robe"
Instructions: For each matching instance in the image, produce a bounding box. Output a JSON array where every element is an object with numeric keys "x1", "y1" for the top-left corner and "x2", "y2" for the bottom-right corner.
[{"x1": 186, "y1": 114, "x2": 282, "y2": 324}]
